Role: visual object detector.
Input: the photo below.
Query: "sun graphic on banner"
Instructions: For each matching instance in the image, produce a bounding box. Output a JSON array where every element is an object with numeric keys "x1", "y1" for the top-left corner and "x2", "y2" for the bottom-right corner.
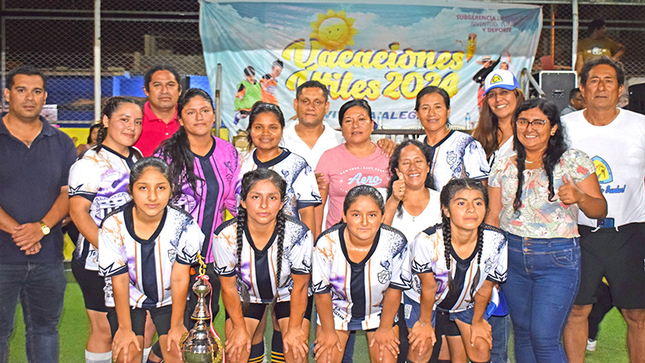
[{"x1": 310, "y1": 9, "x2": 359, "y2": 50}]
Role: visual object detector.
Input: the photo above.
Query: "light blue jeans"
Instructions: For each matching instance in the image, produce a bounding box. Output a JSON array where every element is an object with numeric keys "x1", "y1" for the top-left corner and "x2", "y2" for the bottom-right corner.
[
  {"x1": 0, "y1": 262, "x2": 67, "y2": 363},
  {"x1": 502, "y1": 233, "x2": 580, "y2": 363}
]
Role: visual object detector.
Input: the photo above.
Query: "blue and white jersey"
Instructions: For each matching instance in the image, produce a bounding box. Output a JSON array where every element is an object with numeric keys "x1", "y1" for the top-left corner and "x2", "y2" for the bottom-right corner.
[
  {"x1": 68, "y1": 146, "x2": 138, "y2": 270},
  {"x1": 422, "y1": 130, "x2": 489, "y2": 190},
  {"x1": 410, "y1": 223, "x2": 507, "y2": 312},
  {"x1": 212, "y1": 215, "x2": 313, "y2": 304},
  {"x1": 312, "y1": 224, "x2": 411, "y2": 331},
  {"x1": 98, "y1": 202, "x2": 204, "y2": 308},
  {"x1": 238, "y1": 148, "x2": 321, "y2": 218}
]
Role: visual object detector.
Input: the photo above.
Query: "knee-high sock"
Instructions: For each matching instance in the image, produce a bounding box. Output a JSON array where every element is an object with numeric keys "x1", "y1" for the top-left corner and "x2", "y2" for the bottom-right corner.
[
  {"x1": 271, "y1": 330, "x2": 285, "y2": 362},
  {"x1": 249, "y1": 340, "x2": 265, "y2": 363}
]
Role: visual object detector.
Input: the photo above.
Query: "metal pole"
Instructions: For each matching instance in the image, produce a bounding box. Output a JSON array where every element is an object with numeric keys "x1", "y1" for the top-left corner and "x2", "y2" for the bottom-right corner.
[
  {"x1": 550, "y1": 4, "x2": 555, "y2": 65},
  {"x1": 94, "y1": 0, "x2": 101, "y2": 122},
  {"x1": 1, "y1": 16, "x2": 6, "y2": 113},
  {"x1": 572, "y1": 0, "x2": 579, "y2": 71},
  {"x1": 215, "y1": 63, "x2": 222, "y2": 136}
]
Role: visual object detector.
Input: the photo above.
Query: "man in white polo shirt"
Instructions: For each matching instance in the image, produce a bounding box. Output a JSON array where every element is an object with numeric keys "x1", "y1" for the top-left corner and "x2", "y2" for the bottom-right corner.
[{"x1": 562, "y1": 57, "x2": 645, "y2": 363}]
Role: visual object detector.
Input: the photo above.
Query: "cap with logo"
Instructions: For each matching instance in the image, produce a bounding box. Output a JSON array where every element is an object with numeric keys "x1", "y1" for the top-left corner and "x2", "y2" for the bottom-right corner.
[{"x1": 484, "y1": 69, "x2": 520, "y2": 95}]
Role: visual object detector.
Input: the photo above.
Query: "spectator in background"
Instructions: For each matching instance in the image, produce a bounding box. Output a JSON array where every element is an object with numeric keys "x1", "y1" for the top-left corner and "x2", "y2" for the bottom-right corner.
[
  {"x1": 134, "y1": 63, "x2": 183, "y2": 156},
  {"x1": 563, "y1": 57, "x2": 645, "y2": 363},
  {"x1": 575, "y1": 19, "x2": 625, "y2": 75},
  {"x1": 76, "y1": 122, "x2": 101, "y2": 156},
  {"x1": 560, "y1": 88, "x2": 586, "y2": 116},
  {"x1": 0, "y1": 65, "x2": 77, "y2": 362}
]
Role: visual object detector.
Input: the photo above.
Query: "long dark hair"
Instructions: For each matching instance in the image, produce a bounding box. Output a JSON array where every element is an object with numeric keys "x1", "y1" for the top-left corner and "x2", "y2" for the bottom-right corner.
[
  {"x1": 156, "y1": 88, "x2": 214, "y2": 200},
  {"x1": 87, "y1": 123, "x2": 101, "y2": 144},
  {"x1": 439, "y1": 178, "x2": 488, "y2": 300},
  {"x1": 338, "y1": 99, "x2": 373, "y2": 126},
  {"x1": 236, "y1": 169, "x2": 287, "y2": 309},
  {"x1": 512, "y1": 98, "x2": 567, "y2": 212},
  {"x1": 386, "y1": 140, "x2": 436, "y2": 217},
  {"x1": 245, "y1": 102, "x2": 285, "y2": 147},
  {"x1": 473, "y1": 88, "x2": 525, "y2": 159},
  {"x1": 343, "y1": 185, "x2": 385, "y2": 216},
  {"x1": 95, "y1": 96, "x2": 142, "y2": 156}
]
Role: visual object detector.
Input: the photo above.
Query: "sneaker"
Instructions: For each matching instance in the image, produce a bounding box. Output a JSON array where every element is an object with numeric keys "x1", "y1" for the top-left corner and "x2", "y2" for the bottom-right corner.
[{"x1": 587, "y1": 338, "x2": 597, "y2": 352}]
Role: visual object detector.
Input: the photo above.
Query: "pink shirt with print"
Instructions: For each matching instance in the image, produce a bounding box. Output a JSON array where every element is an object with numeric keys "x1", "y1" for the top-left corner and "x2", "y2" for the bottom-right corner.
[{"x1": 316, "y1": 143, "x2": 390, "y2": 229}]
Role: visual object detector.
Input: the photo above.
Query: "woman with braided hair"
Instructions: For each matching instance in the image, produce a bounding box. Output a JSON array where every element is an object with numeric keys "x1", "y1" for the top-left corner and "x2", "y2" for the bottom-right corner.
[
  {"x1": 214, "y1": 169, "x2": 314, "y2": 363},
  {"x1": 486, "y1": 98, "x2": 606, "y2": 363},
  {"x1": 408, "y1": 178, "x2": 507, "y2": 363}
]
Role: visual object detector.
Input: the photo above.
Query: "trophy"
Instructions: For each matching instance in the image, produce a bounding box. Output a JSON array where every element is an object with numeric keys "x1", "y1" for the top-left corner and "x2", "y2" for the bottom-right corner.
[{"x1": 181, "y1": 275, "x2": 224, "y2": 363}]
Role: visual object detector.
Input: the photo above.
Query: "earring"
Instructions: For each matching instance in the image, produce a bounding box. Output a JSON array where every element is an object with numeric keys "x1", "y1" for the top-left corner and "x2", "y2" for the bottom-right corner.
[{"x1": 551, "y1": 131, "x2": 556, "y2": 136}]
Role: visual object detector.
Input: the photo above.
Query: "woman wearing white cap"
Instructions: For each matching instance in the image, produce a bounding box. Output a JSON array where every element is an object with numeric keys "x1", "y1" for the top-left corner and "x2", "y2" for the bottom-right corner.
[
  {"x1": 472, "y1": 68, "x2": 524, "y2": 363},
  {"x1": 473, "y1": 69, "x2": 525, "y2": 168}
]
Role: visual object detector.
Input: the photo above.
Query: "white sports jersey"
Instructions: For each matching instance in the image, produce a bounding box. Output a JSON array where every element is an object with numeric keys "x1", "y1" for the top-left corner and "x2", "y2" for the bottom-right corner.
[
  {"x1": 312, "y1": 224, "x2": 411, "y2": 330},
  {"x1": 422, "y1": 130, "x2": 489, "y2": 190},
  {"x1": 212, "y1": 215, "x2": 313, "y2": 304},
  {"x1": 98, "y1": 203, "x2": 204, "y2": 308},
  {"x1": 389, "y1": 188, "x2": 443, "y2": 303},
  {"x1": 410, "y1": 224, "x2": 507, "y2": 312},
  {"x1": 238, "y1": 148, "x2": 321, "y2": 218},
  {"x1": 68, "y1": 146, "x2": 139, "y2": 270},
  {"x1": 562, "y1": 109, "x2": 645, "y2": 228}
]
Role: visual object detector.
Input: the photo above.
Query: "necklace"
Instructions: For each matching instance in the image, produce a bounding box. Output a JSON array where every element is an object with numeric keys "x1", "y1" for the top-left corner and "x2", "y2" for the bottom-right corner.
[{"x1": 525, "y1": 160, "x2": 534, "y2": 164}]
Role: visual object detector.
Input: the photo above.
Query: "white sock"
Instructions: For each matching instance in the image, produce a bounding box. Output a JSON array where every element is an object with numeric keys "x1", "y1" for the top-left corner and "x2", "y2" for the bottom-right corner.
[
  {"x1": 85, "y1": 350, "x2": 112, "y2": 363},
  {"x1": 142, "y1": 347, "x2": 152, "y2": 362}
]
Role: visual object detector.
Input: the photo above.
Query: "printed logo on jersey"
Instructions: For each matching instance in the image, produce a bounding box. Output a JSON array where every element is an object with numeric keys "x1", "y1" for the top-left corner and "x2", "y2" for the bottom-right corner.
[
  {"x1": 592, "y1": 156, "x2": 613, "y2": 184},
  {"x1": 592, "y1": 156, "x2": 626, "y2": 194}
]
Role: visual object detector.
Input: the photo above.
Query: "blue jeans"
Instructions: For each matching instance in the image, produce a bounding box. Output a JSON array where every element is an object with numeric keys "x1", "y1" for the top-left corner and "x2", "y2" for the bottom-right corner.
[
  {"x1": 489, "y1": 314, "x2": 511, "y2": 363},
  {"x1": 502, "y1": 234, "x2": 580, "y2": 363},
  {"x1": 0, "y1": 262, "x2": 67, "y2": 363}
]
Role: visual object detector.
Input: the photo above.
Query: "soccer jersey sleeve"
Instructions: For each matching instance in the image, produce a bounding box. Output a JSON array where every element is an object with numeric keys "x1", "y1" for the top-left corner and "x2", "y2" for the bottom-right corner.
[
  {"x1": 485, "y1": 231, "x2": 508, "y2": 284},
  {"x1": 176, "y1": 218, "x2": 205, "y2": 265},
  {"x1": 98, "y1": 216, "x2": 128, "y2": 277},
  {"x1": 224, "y1": 146, "x2": 241, "y2": 216},
  {"x1": 293, "y1": 160, "x2": 322, "y2": 209},
  {"x1": 463, "y1": 138, "x2": 490, "y2": 180},
  {"x1": 288, "y1": 228, "x2": 313, "y2": 275},
  {"x1": 410, "y1": 232, "x2": 436, "y2": 275},
  {"x1": 212, "y1": 221, "x2": 238, "y2": 277},
  {"x1": 68, "y1": 157, "x2": 101, "y2": 201},
  {"x1": 388, "y1": 235, "x2": 411, "y2": 290},
  {"x1": 311, "y1": 234, "x2": 334, "y2": 294}
]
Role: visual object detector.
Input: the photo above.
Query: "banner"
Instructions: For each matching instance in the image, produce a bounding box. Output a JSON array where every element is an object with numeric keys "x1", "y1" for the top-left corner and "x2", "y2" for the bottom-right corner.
[{"x1": 200, "y1": 0, "x2": 542, "y2": 134}]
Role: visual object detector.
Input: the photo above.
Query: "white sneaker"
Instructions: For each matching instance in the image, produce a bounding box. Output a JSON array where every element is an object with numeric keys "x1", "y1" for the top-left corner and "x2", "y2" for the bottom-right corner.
[{"x1": 586, "y1": 338, "x2": 597, "y2": 352}]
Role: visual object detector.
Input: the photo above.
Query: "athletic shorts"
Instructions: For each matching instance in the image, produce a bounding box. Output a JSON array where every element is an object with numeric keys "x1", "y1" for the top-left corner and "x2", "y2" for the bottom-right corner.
[
  {"x1": 402, "y1": 294, "x2": 460, "y2": 337},
  {"x1": 226, "y1": 295, "x2": 314, "y2": 322},
  {"x1": 107, "y1": 305, "x2": 173, "y2": 337},
  {"x1": 575, "y1": 223, "x2": 645, "y2": 309},
  {"x1": 71, "y1": 261, "x2": 107, "y2": 312}
]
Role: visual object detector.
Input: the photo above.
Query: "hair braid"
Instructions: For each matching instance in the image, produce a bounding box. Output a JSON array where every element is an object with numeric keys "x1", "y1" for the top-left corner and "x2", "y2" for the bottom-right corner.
[
  {"x1": 93, "y1": 123, "x2": 108, "y2": 153},
  {"x1": 274, "y1": 210, "x2": 287, "y2": 289},
  {"x1": 469, "y1": 225, "x2": 485, "y2": 299},
  {"x1": 441, "y1": 215, "x2": 455, "y2": 295},
  {"x1": 235, "y1": 207, "x2": 250, "y2": 311},
  {"x1": 513, "y1": 147, "x2": 526, "y2": 212}
]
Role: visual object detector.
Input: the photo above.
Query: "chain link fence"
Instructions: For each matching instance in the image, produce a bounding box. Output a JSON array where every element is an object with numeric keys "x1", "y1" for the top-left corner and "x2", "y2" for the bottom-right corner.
[{"x1": 2, "y1": 1, "x2": 644, "y2": 124}]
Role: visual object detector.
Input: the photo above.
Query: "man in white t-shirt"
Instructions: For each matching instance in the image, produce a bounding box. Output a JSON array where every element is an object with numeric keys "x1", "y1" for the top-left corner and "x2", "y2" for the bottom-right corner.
[
  {"x1": 280, "y1": 80, "x2": 344, "y2": 169},
  {"x1": 562, "y1": 57, "x2": 645, "y2": 363}
]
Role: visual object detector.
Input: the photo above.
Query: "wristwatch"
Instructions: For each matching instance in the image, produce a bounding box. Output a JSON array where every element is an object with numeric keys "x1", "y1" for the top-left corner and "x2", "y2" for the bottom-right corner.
[{"x1": 39, "y1": 221, "x2": 50, "y2": 236}]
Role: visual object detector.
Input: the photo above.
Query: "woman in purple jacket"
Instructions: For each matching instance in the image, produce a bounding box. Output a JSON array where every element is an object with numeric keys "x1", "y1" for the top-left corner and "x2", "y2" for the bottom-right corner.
[{"x1": 156, "y1": 88, "x2": 240, "y2": 322}]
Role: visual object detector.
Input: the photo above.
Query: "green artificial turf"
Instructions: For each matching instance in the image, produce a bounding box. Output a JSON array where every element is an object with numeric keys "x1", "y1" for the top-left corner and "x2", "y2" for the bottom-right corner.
[{"x1": 8, "y1": 283, "x2": 630, "y2": 362}]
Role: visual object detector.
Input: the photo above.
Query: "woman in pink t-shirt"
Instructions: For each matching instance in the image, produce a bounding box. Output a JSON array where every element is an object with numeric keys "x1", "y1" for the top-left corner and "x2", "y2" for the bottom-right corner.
[{"x1": 315, "y1": 99, "x2": 390, "y2": 236}]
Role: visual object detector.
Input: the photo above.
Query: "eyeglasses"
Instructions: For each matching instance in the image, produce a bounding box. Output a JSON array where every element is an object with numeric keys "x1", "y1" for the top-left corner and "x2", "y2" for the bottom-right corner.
[{"x1": 516, "y1": 118, "x2": 548, "y2": 129}]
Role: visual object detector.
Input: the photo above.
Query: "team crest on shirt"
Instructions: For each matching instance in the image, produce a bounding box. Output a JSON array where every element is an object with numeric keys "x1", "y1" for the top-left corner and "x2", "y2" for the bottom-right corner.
[
  {"x1": 378, "y1": 268, "x2": 391, "y2": 284},
  {"x1": 168, "y1": 249, "x2": 177, "y2": 263},
  {"x1": 592, "y1": 156, "x2": 613, "y2": 184},
  {"x1": 446, "y1": 151, "x2": 458, "y2": 166}
]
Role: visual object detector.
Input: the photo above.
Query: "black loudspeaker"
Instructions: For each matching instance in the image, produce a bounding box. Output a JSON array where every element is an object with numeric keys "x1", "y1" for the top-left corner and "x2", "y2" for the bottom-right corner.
[
  {"x1": 181, "y1": 76, "x2": 191, "y2": 93},
  {"x1": 539, "y1": 71, "x2": 577, "y2": 112},
  {"x1": 628, "y1": 83, "x2": 645, "y2": 115}
]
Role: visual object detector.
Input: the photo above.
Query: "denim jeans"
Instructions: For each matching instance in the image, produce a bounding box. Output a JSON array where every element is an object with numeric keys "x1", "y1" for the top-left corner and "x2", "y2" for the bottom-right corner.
[
  {"x1": 502, "y1": 234, "x2": 580, "y2": 363},
  {"x1": 489, "y1": 314, "x2": 511, "y2": 363},
  {"x1": 0, "y1": 262, "x2": 67, "y2": 363}
]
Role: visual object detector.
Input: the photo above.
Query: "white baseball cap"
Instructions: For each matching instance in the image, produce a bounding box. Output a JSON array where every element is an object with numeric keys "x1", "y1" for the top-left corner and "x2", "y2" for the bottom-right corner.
[{"x1": 484, "y1": 69, "x2": 520, "y2": 95}]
